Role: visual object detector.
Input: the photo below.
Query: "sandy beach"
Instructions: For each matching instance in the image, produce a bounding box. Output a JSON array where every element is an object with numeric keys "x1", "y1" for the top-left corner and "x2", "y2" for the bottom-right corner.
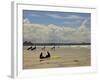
[{"x1": 23, "y1": 46, "x2": 90, "y2": 69}]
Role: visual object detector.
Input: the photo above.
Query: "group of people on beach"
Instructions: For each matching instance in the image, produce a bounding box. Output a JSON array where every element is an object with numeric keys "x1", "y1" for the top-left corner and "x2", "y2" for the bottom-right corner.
[
  {"x1": 27, "y1": 46, "x2": 36, "y2": 50},
  {"x1": 27, "y1": 46, "x2": 55, "y2": 51},
  {"x1": 27, "y1": 46, "x2": 51, "y2": 59}
]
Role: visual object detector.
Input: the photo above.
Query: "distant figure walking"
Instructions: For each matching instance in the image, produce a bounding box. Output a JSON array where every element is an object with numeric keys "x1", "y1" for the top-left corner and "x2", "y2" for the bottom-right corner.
[
  {"x1": 27, "y1": 46, "x2": 32, "y2": 50},
  {"x1": 46, "y1": 51, "x2": 51, "y2": 58},
  {"x1": 51, "y1": 46, "x2": 55, "y2": 50},
  {"x1": 31, "y1": 46, "x2": 36, "y2": 50},
  {"x1": 41, "y1": 46, "x2": 45, "y2": 51}
]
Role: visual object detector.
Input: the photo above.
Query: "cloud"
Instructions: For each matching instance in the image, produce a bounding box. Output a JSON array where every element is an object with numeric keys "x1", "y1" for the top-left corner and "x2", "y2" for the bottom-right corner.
[
  {"x1": 66, "y1": 15, "x2": 83, "y2": 19},
  {"x1": 30, "y1": 14, "x2": 41, "y2": 17},
  {"x1": 45, "y1": 13, "x2": 83, "y2": 20},
  {"x1": 63, "y1": 20, "x2": 81, "y2": 24},
  {"x1": 45, "y1": 13, "x2": 63, "y2": 19},
  {"x1": 23, "y1": 20, "x2": 90, "y2": 43},
  {"x1": 81, "y1": 19, "x2": 89, "y2": 26},
  {"x1": 23, "y1": 18, "x2": 31, "y2": 24}
]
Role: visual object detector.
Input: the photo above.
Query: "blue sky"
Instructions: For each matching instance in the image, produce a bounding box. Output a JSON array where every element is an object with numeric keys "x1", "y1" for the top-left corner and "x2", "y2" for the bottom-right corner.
[{"x1": 23, "y1": 10, "x2": 91, "y2": 28}]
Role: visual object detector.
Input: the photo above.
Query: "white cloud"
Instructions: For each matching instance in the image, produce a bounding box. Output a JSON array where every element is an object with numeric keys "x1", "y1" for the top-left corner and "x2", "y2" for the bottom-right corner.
[
  {"x1": 45, "y1": 13, "x2": 63, "y2": 19},
  {"x1": 81, "y1": 19, "x2": 89, "y2": 26},
  {"x1": 45, "y1": 13, "x2": 83, "y2": 20},
  {"x1": 62, "y1": 20, "x2": 81, "y2": 25},
  {"x1": 23, "y1": 18, "x2": 31, "y2": 24},
  {"x1": 30, "y1": 14, "x2": 41, "y2": 17},
  {"x1": 66, "y1": 15, "x2": 82, "y2": 19},
  {"x1": 23, "y1": 21, "x2": 90, "y2": 43}
]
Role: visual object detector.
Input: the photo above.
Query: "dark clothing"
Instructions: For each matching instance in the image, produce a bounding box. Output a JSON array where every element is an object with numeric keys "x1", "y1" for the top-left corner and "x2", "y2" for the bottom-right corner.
[{"x1": 40, "y1": 51, "x2": 51, "y2": 59}]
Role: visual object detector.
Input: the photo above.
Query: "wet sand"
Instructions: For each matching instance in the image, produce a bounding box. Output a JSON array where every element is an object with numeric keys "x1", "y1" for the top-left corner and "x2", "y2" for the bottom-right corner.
[{"x1": 23, "y1": 46, "x2": 90, "y2": 69}]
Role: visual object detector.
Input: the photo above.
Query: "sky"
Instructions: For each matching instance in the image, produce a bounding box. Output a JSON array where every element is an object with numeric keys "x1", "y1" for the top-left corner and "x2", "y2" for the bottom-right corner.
[{"x1": 23, "y1": 10, "x2": 91, "y2": 43}]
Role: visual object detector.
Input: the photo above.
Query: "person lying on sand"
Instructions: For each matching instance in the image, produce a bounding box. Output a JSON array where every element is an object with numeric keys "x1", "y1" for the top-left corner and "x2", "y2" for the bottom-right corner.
[
  {"x1": 31, "y1": 46, "x2": 36, "y2": 50},
  {"x1": 27, "y1": 46, "x2": 32, "y2": 50}
]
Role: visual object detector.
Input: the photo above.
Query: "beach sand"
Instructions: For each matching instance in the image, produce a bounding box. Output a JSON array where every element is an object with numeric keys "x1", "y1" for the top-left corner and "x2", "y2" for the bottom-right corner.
[{"x1": 23, "y1": 46, "x2": 90, "y2": 69}]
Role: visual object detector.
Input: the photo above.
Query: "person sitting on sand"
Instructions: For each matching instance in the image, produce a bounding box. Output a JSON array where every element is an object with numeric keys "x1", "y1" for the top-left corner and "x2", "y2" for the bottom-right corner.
[{"x1": 40, "y1": 51, "x2": 51, "y2": 59}]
